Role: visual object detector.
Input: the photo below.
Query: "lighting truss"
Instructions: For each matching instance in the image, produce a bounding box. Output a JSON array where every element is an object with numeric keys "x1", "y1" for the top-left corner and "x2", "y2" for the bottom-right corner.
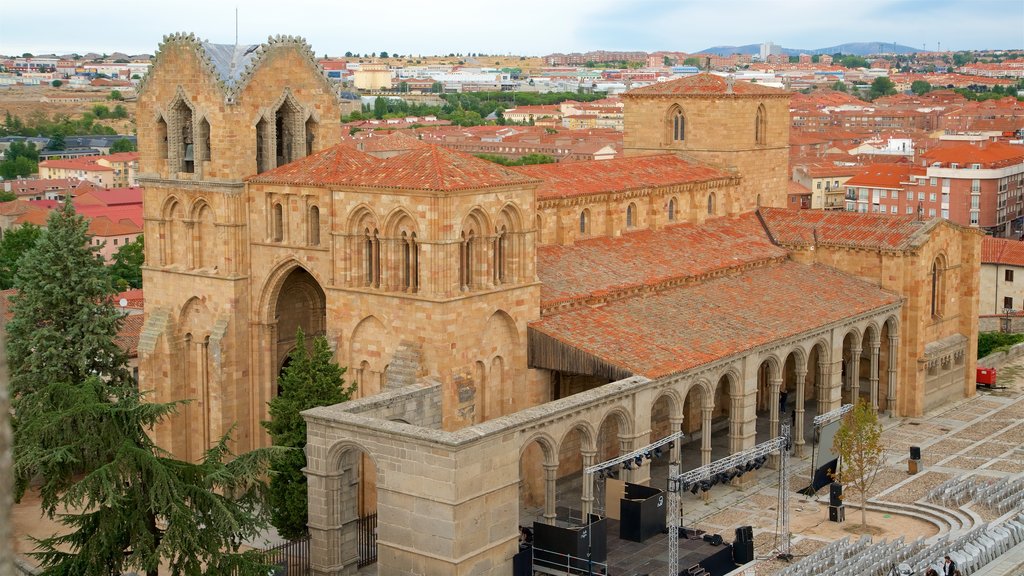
[
  {"x1": 812, "y1": 403, "x2": 854, "y2": 430},
  {"x1": 583, "y1": 430, "x2": 684, "y2": 476},
  {"x1": 666, "y1": 426, "x2": 792, "y2": 575}
]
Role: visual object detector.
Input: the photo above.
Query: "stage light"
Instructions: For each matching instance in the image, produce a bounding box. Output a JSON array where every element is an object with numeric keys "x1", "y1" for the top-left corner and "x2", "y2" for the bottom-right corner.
[
  {"x1": 623, "y1": 460, "x2": 634, "y2": 471},
  {"x1": 700, "y1": 480, "x2": 712, "y2": 492},
  {"x1": 634, "y1": 455, "x2": 644, "y2": 467},
  {"x1": 644, "y1": 451, "x2": 653, "y2": 460},
  {"x1": 690, "y1": 482, "x2": 701, "y2": 495},
  {"x1": 653, "y1": 447, "x2": 664, "y2": 459}
]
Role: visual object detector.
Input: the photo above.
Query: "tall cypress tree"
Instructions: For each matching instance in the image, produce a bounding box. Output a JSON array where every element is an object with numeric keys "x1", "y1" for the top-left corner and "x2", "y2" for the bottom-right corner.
[
  {"x1": 263, "y1": 329, "x2": 354, "y2": 539},
  {"x1": 8, "y1": 203, "x2": 276, "y2": 575}
]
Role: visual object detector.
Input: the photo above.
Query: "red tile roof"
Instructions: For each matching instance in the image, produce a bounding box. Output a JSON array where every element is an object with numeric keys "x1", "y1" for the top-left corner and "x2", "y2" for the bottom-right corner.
[
  {"x1": 530, "y1": 260, "x2": 900, "y2": 378},
  {"x1": 339, "y1": 144, "x2": 539, "y2": 192},
  {"x1": 921, "y1": 141, "x2": 1024, "y2": 169},
  {"x1": 758, "y1": 206, "x2": 931, "y2": 251},
  {"x1": 352, "y1": 130, "x2": 432, "y2": 153},
  {"x1": 624, "y1": 73, "x2": 790, "y2": 98},
  {"x1": 515, "y1": 154, "x2": 732, "y2": 201},
  {"x1": 982, "y1": 236, "x2": 1024, "y2": 267},
  {"x1": 40, "y1": 158, "x2": 114, "y2": 171},
  {"x1": 114, "y1": 313, "x2": 144, "y2": 357},
  {"x1": 537, "y1": 212, "x2": 785, "y2": 307},
  {"x1": 844, "y1": 163, "x2": 912, "y2": 189},
  {"x1": 248, "y1": 144, "x2": 378, "y2": 185},
  {"x1": 88, "y1": 216, "x2": 142, "y2": 236}
]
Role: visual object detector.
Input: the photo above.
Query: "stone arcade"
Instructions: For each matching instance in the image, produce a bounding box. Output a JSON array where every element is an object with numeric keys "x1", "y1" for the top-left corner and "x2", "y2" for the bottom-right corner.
[{"x1": 135, "y1": 34, "x2": 981, "y2": 575}]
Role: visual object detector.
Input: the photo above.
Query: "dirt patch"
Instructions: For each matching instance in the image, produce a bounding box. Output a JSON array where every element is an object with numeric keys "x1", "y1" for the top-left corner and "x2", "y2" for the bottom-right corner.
[{"x1": 753, "y1": 537, "x2": 828, "y2": 575}]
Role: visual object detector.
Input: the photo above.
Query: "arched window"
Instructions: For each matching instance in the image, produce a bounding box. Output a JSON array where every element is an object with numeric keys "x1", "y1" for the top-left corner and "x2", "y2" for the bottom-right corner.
[
  {"x1": 931, "y1": 256, "x2": 946, "y2": 318},
  {"x1": 460, "y1": 231, "x2": 474, "y2": 290},
  {"x1": 494, "y1": 227, "x2": 508, "y2": 285},
  {"x1": 755, "y1": 104, "x2": 767, "y2": 145},
  {"x1": 626, "y1": 203, "x2": 636, "y2": 229},
  {"x1": 670, "y1": 106, "x2": 685, "y2": 141},
  {"x1": 170, "y1": 98, "x2": 194, "y2": 174},
  {"x1": 272, "y1": 202, "x2": 283, "y2": 242},
  {"x1": 363, "y1": 228, "x2": 381, "y2": 288},
  {"x1": 579, "y1": 209, "x2": 590, "y2": 235},
  {"x1": 308, "y1": 205, "x2": 320, "y2": 246},
  {"x1": 535, "y1": 214, "x2": 543, "y2": 244},
  {"x1": 305, "y1": 117, "x2": 317, "y2": 157},
  {"x1": 156, "y1": 116, "x2": 168, "y2": 164},
  {"x1": 255, "y1": 117, "x2": 267, "y2": 173},
  {"x1": 707, "y1": 193, "x2": 716, "y2": 216},
  {"x1": 198, "y1": 117, "x2": 211, "y2": 167},
  {"x1": 667, "y1": 197, "x2": 677, "y2": 221}
]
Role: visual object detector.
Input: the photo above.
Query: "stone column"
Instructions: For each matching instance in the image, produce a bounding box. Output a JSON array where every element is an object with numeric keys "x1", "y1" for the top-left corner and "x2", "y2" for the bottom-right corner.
[
  {"x1": 700, "y1": 407, "x2": 713, "y2": 467},
  {"x1": 543, "y1": 463, "x2": 559, "y2": 525},
  {"x1": 729, "y1": 393, "x2": 745, "y2": 455},
  {"x1": 794, "y1": 366, "x2": 807, "y2": 457},
  {"x1": 669, "y1": 416, "x2": 684, "y2": 464},
  {"x1": 849, "y1": 345, "x2": 862, "y2": 404},
  {"x1": 184, "y1": 220, "x2": 196, "y2": 269},
  {"x1": 308, "y1": 470, "x2": 347, "y2": 576},
  {"x1": 581, "y1": 450, "x2": 596, "y2": 519},
  {"x1": 869, "y1": 338, "x2": 881, "y2": 412},
  {"x1": 887, "y1": 334, "x2": 899, "y2": 417},
  {"x1": 768, "y1": 376, "x2": 782, "y2": 441}
]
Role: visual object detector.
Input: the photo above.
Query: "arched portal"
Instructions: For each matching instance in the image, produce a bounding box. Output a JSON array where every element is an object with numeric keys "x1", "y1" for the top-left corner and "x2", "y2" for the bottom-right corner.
[
  {"x1": 711, "y1": 373, "x2": 738, "y2": 461},
  {"x1": 274, "y1": 267, "x2": 327, "y2": 380},
  {"x1": 325, "y1": 443, "x2": 380, "y2": 571}
]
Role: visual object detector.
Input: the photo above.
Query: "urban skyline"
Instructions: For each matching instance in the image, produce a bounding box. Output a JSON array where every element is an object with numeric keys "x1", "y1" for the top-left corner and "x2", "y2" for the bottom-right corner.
[{"x1": 1, "y1": 0, "x2": 1022, "y2": 57}]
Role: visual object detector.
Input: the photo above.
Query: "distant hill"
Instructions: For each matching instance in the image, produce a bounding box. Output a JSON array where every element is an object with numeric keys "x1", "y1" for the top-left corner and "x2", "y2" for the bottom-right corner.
[{"x1": 695, "y1": 42, "x2": 922, "y2": 57}]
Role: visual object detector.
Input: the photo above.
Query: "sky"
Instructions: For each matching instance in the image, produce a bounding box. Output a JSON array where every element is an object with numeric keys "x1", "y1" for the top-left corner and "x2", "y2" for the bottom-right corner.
[{"x1": 0, "y1": 0, "x2": 1022, "y2": 57}]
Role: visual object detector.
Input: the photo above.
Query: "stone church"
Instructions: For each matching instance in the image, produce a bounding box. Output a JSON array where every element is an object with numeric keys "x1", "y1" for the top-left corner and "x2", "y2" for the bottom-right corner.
[{"x1": 137, "y1": 34, "x2": 980, "y2": 575}]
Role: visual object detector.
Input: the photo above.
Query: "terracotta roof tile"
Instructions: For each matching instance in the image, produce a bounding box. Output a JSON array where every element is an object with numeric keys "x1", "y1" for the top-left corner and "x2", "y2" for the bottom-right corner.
[
  {"x1": 537, "y1": 213, "x2": 785, "y2": 306},
  {"x1": 624, "y1": 73, "x2": 790, "y2": 97},
  {"x1": 516, "y1": 154, "x2": 731, "y2": 201},
  {"x1": 339, "y1": 144, "x2": 540, "y2": 192},
  {"x1": 114, "y1": 313, "x2": 144, "y2": 357},
  {"x1": 982, "y1": 236, "x2": 1024, "y2": 267},
  {"x1": 530, "y1": 261, "x2": 900, "y2": 378},
  {"x1": 844, "y1": 163, "x2": 912, "y2": 189},
  {"x1": 247, "y1": 144, "x2": 378, "y2": 185},
  {"x1": 921, "y1": 141, "x2": 1024, "y2": 169},
  {"x1": 758, "y1": 206, "x2": 930, "y2": 251}
]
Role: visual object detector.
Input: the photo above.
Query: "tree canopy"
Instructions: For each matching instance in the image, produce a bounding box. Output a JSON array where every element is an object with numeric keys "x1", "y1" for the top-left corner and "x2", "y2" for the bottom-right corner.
[
  {"x1": 0, "y1": 223, "x2": 43, "y2": 290},
  {"x1": 832, "y1": 400, "x2": 886, "y2": 528},
  {"x1": 110, "y1": 137, "x2": 136, "y2": 153},
  {"x1": 8, "y1": 203, "x2": 276, "y2": 576},
  {"x1": 868, "y1": 77, "x2": 897, "y2": 100},
  {"x1": 910, "y1": 80, "x2": 933, "y2": 96},
  {"x1": 109, "y1": 234, "x2": 144, "y2": 289},
  {"x1": 262, "y1": 329, "x2": 354, "y2": 539}
]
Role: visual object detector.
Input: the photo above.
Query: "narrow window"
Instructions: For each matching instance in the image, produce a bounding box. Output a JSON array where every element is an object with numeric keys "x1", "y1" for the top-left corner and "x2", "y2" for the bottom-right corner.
[
  {"x1": 198, "y1": 118, "x2": 211, "y2": 167},
  {"x1": 402, "y1": 231, "x2": 411, "y2": 291},
  {"x1": 1004, "y1": 296, "x2": 1014, "y2": 310},
  {"x1": 755, "y1": 104, "x2": 767, "y2": 145},
  {"x1": 305, "y1": 117, "x2": 317, "y2": 156},
  {"x1": 272, "y1": 202, "x2": 283, "y2": 242},
  {"x1": 707, "y1": 193, "x2": 716, "y2": 215},
  {"x1": 309, "y1": 205, "x2": 320, "y2": 246},
  {"x1": 1006, "y1": 269, "x2": 1014, "y2": 282},
  {"x1": 364, "y1": 229, "x2": 374, "y2": 286},
  {"x1": 667, "y1": 198, "x2": 677, "y2": 221},
  {"x1": 626, "y1": 203, "x2": 636, "y2": 228},
  {"x1": 671, "y1": 107, "x2": 685, "y2": 141},
  {"x1": 255, "y1": 118, "x2": 267, "y2": 173},
  {"x1": 156, "y1": 116, "x2": 168, "y2": 163}
]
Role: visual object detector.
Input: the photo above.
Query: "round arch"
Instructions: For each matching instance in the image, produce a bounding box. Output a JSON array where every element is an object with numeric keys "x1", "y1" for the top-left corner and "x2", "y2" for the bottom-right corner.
[
  {"x1": 382, "y1": 206, "x2": 420, "y2": 237},
  {"x1": 258, "y1": 258, "x2": 330, "y2": 323},
  {"x1": 519, "y1": 431, "x2": 559, "y2": 465}
]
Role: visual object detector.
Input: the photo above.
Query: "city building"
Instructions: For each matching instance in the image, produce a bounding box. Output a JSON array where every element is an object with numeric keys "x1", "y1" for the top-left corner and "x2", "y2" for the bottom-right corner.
[
  {"x1": 136, "y1": 34, "x2": 980, "y2": 575},
  {"x1": 980, "y1": 236, "x2": 1024, "y2": 319}
]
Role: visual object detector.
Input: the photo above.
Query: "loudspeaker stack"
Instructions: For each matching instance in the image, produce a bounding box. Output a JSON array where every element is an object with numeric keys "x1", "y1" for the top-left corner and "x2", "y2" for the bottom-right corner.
[
  {"x1": 828, "y1": 482, "x2": 845, "y2": 523},
  {"x1": 909, "y1": 446, "x2": 923, "y2": 475},
  {"x1": 733, "y1": 525, "x2": 754, "y2": 564}
]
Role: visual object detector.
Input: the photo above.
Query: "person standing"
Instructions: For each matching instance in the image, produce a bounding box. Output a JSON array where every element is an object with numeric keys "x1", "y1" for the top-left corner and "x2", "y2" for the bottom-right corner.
[{"x1": 943, "y1": 555, "x2": 957, "y2": 576}]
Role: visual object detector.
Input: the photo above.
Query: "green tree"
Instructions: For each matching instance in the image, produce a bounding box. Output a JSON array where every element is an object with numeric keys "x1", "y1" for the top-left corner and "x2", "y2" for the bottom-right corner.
[
  {"x1": 262, "y1": 329, "x2": 354, "y2": 539},
  {"x1": 0, "y1": 190, "x2": 16, "y2": 202},
  {"x1": 92, "y1": 104, "x2": 111, "y2": 119},
  {"x1": 0, "y1": 223, "x2": 42, "y2": 289},
  {"x1": 832, "y1": 400, "x2": 886, "y2": 528},
  {"x1": 112, "y1": 104, "x2": 129, "y2": 119},
  {"x1": 379, "y1": 51, "x2": 389, "y2": 58},
  {"x1": 911, "y1": 80, "x2": 932, "y2": 96},
  {"x1": 47, "y1": 131, "x2": 65, "y2": 151},
  {"x1": 111, "y1": 137, "x2": 136, "y2": 153},
  {"x1": 109, "y1": 234, "x2": 144, "y2": 289},
  {"x1": 109, "y1": 89, "x2": 123, "y2": 101},
  {"x1": 373, "y1": 96, "x2": 387, "y2": 119},
  {"x1": 683, "y1": 57, "x2": 701, "y2": 67},
  {"x1": 869, "y1": 76, "x2": 897, "y2": 99},
  {"x1": 9, "y1": 203, "x2": 275, "y2": 576},
  {"x1": 0, "y1": 156, "x2": 36, "y2": 179},
  {"x1": 811, "y1": 54, "x2": 821, "y2": 63},
  {"x1": 50, "y1": 79, "x2": 62, "y2": 88}
]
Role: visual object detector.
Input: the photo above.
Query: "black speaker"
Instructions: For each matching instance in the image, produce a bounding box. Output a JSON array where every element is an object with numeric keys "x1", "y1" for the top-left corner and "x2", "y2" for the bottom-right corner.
[
  {"x1": 734, "y1": 525, "x2": 753, "y2": 542},
  {"x1": 733, "y1": 540, "x2": 755, "y2": 564},
  {"x1": 910, "y1": 446, "x2": 922, "y2": 460},
  {"x1": 702, "y1": 533, "x2": 723, "y2": 546},
  {"x1": 829, "y1": 505, "x2": 845, "y2": 522},
  {"x1": 830, "y1": 482, "x2": 843, "y2": 507}
]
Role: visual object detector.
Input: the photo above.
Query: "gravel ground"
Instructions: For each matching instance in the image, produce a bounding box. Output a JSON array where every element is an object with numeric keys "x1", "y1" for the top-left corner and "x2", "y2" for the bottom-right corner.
[
  {"x1": 954, "y1": 420, "x2": 1011, "y2": 441},
  {"x1": 942, "y1": 455, "x2": 993, "y2": 469},
  {"x1": 963, "y1": 441, "x2": 1016, "y2": 458},
  {"x1": 995, "y1": 423, "x2": 1024, "y2": 444},
  {"x1": 878, "y1": 471, "x2": 953, "y2": 504},
  {"x1": 983, "y1": 459, "x2": 1024, "y2": 474},
  {"x1": 870, "y1": 468, "x2": 914, "y2": 498}
]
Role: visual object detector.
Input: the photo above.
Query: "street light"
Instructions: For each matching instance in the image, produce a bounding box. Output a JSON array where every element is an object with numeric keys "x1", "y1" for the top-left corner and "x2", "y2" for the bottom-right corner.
[{"x1": 1002, "y1": 307, "x2": 1015, "y2": 333}]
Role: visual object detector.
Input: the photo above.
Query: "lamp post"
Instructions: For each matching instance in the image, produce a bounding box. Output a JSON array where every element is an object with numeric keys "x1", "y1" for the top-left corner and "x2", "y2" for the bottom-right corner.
[{"x1": 1002, "y1": 307, "x2": 1015, "y2": 333}]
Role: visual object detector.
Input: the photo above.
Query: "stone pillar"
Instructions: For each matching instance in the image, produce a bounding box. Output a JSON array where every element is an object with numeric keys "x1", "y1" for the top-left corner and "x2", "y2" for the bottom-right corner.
[
  {"x1": 849, "y1": 345, "x2": 862, "y2": 403},
  {"x1": 700, "y1": 407, "x2": 713, "y2": 467},
  {"x1": 768, "y1": 376, "x2": 781, "y2": 441},
  {"x1": 581, "y1": 450, "x2": 596, "y2": 519},
  {"x1": 887, "y1": 334, "x2": 899, "y2": 417},
  {"x1": 308, "y1": 470, "x2": 348, "y2": 576},
  {"x1": 543, "y1": 463, "x2": 558, "y2": 525},
  {"x1": 869, "y1": 339, "x2": 881, "y2": 412},
  {"x1": 669, "y1": 416, "x2": 684, "y2": 464},
  {"x1": 184, "y1": 220, "x2": 196, "y2": 269},
  {"x1": 826, "y1": 355, "x2": 843, "y2": 413},
  {"x1": 794, "y1": 366, "x2": 807, "y2": 457}
]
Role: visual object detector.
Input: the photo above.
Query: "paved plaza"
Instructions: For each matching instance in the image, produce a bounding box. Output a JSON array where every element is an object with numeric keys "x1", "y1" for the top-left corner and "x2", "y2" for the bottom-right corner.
[{"x1": 523, "y1": 355, "x2": 1024, "y2": 575}]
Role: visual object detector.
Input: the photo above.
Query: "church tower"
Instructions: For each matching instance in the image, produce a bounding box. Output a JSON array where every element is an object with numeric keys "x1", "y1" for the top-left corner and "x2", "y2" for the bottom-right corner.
[
  {"x1": 621, "y1": 73, "x2": 791, "y2": 212},
  {"x1": 136, "y1": 33, "x2": 341, "y2": 460}
]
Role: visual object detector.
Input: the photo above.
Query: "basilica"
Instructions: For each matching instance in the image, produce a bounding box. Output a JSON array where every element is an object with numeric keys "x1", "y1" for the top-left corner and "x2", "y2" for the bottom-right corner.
[{"x1": 136, "y1": 34, "x2": 980, "y2": 575}]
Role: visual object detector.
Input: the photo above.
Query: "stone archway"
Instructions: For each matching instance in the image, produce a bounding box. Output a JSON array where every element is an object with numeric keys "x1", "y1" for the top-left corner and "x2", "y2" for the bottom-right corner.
[{"x1": 274, "y1": 266, "x2": 327, "y2": 379}]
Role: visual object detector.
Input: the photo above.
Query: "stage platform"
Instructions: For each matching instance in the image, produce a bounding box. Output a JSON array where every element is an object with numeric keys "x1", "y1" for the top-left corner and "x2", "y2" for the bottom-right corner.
[{"x1": 539, "y1": 507, "x2": 743, "y2": 576}]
